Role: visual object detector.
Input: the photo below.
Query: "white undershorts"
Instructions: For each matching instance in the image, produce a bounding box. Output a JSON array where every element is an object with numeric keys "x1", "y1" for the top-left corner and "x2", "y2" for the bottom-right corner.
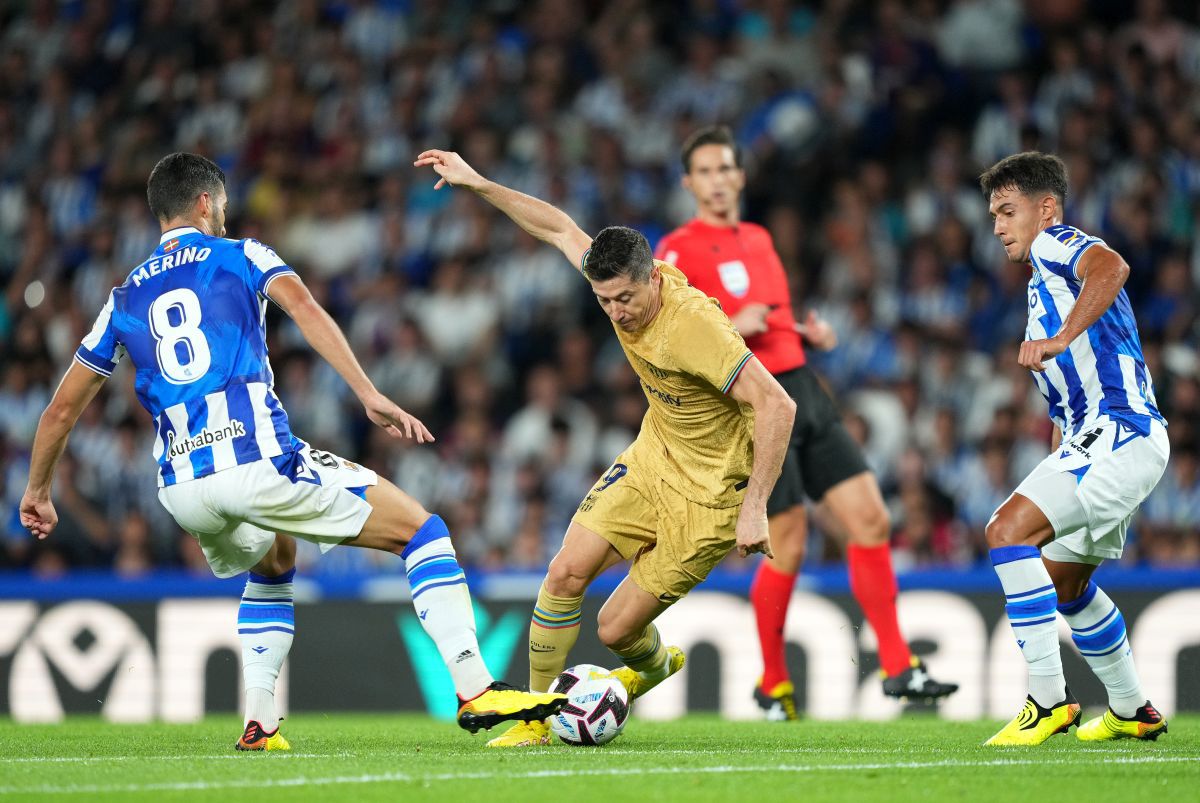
[
  {"x1": 158, "y1": 445, "x2": 378, "y2": 578},
  {"x1": 1015, "y1": 416, "x2": 1169, "y2": 563}
]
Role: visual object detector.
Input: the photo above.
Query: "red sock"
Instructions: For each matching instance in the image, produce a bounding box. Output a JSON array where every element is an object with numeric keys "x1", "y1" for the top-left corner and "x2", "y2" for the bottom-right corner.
[
  {"x1": 847, "y1": 543, "x2": 912, "y2": 676},
  {"x1": 750, "y1": 560, "x2": 796, "y2": 691}
]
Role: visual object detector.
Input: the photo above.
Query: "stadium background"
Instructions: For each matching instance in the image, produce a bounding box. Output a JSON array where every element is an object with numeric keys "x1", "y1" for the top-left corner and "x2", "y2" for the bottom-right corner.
[{"x1": 1, "y1": 0, "x2": 1199, "y2": 720}]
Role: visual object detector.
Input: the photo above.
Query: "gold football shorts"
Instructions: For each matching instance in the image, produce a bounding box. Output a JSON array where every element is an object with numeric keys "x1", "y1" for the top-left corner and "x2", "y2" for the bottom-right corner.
[{"x1": 571, "y1": 453, "x2": 741, "y2": 604}]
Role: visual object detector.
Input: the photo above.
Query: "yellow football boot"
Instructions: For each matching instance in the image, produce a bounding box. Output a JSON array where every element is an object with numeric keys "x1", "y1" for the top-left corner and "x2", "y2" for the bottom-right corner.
[
  {"x1": 986, "y1": 691, "x2": 1081, "y2": 746},
  {"x1": 457, "y1": 680, "x2": 567, "y2": 734},
  {"x1": 485, "y1": 718, "x2": 552, "y2": 748},
  {"x1": 609, "y1": 646, "x2": 686, "y2": 701},
  {"x1": 235, "y1": 721, "x2": 291, "y2": 751},
  {"x1": 1078, "y1": 703, "x2": 1167, "y2": 741}
]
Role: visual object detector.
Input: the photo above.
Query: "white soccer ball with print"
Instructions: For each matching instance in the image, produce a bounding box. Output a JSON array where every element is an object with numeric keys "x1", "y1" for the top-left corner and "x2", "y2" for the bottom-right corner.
[{"x1": 549, "y1": 664, "x2": 630, "y2": 746}]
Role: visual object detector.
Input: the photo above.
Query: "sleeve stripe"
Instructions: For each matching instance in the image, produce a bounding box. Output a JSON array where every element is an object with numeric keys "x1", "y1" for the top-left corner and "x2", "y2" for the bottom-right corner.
[
  {"x1": 1068, "y1": 239, "x2": 1100, "y2": 280},
  {"x1": 720, "y1": 351, "x2": 754, "y2": 394},
  {"x1": 260, "y1": 267, "x2": 298, "y2": 297},
  {"x1": 73, "y1": 351, "x2": 114, "y2": 377}
]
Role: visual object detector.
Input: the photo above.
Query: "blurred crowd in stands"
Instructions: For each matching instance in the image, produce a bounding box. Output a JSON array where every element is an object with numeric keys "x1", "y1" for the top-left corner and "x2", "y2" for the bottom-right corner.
[{"x1": 1, "y1": 0, "x2": 1199, "y2": 578}]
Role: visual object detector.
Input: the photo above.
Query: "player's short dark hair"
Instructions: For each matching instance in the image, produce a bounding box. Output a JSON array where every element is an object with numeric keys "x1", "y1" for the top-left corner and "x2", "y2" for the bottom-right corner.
[
  {"x1": 582, "y1": 226, "x2": 654, "y2": 283},
  {"x1": 681, "y1": 125, "x2": 742, "y2": 173},
  {"x1": 978, "y1": 151, "x2": 1068, "y2": 206},
  {"x1": 147, "y1": 152, "x2": 226, "y2": 221}
]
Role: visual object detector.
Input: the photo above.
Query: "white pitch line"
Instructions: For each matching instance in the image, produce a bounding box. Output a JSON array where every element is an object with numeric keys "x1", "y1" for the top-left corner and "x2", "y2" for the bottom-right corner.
[
  {"x1": 0, "y1": 753, "x2": 344, "y2": 764},
  {"x1": 1, "y1": 755, "x2": 1197, "y2": 796}
]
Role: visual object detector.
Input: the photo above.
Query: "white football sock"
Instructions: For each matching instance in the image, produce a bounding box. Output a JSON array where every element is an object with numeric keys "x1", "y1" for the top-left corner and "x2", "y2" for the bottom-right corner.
[
  {"x1": 1059, "y1": 581, "x2": 1145, "y2": 718},
  {"x1": 403, "y1": 515, "x2": 494, "y2": 700},
  {"x1": 991, "y1": 546, "x2": 1066, "y2": 708},
  {"x1": 239, "y1": 569, "x2": 295, "y2": 731}
]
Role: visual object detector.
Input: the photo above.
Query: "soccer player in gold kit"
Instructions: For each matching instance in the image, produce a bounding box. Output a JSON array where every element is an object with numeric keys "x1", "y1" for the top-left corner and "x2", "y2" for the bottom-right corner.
[{"x1": 415, "y1": 149, "x2": 797, "y2": 747}]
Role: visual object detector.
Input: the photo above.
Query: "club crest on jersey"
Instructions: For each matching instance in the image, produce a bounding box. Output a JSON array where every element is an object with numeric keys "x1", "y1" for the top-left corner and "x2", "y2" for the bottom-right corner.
[{"x1": 717, "y1": 260, "x2": 750, "y2": 298}]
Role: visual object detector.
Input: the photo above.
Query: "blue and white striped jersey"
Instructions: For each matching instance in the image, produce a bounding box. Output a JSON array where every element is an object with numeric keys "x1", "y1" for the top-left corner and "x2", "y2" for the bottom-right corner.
[
  {"x1": 75, "y1": 226, "x2": 303, "y2": 486},
  {"x1": 1026, "y1": 224, "x2": 1166, "y2": 437}
]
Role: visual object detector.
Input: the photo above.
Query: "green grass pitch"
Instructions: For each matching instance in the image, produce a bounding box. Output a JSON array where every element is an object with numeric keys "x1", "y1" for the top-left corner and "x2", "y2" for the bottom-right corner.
[{"x1": 1, "y1": 714, "x2": 1197, "y2": 802}]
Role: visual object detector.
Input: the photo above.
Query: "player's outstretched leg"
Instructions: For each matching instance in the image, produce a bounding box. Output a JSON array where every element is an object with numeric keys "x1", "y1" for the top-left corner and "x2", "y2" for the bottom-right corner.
[
  {"x1": 985, "y1": 533, "x2": 1078, "y2": 745},
  {"x1": 236, "y1": 542, "x2": 296, "y2": 752},
  {"x1": 487, "y1": 523, "x2": 622, "y2": 748},
  {"x1": 823, "y1": 474, "x2": 957, "y2": 700},
  {"x1": 1058, "y1": 580, "x2": 1166, "y2": 741},
  {"x1": 350, "y1": 481, "x2": 568, "y2": 734},
  {"x1": 399, "y1": 514, "x2": 567, "y2": 733}
]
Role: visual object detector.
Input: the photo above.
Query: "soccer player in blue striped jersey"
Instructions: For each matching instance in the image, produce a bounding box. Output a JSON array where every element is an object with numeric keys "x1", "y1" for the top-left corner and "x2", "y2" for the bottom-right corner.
[
  {"x1": 979, "y1": 152, "x2": 1169, "y2": 745},
  {"x1": 20, "y1": 153, "x2": 565, "y2": 749}
]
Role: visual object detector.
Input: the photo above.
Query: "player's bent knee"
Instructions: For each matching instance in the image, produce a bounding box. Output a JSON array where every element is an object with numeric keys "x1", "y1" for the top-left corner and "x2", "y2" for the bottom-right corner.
[
  {"x1": 849, "y1": 505, "x2": 891, "y2": 546},
  {"x1": 358, "y1": 481, "x2": 435, "y2": 554},
  {"x1": 545, "y1": 556, "x2": 591, "y2": 598},
  {"x1": 984, "y1": 514, "x2": 1026, "y2": 549}
]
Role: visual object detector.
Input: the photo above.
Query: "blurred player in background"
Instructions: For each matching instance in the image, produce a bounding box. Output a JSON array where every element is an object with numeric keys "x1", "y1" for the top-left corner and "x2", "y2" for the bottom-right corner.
[
  {"x1": 19, "y1": 153, "x2": 566, "y2": 751},
  {"x1": 660, "y1": 127, "x2": 958, "y2": 719},
  {"x1": 415, "y1": 148, "x2": 796, "y2": 747},
  {"x1": 980, "y1": 152, "x2": 1169, "y2": 745}
]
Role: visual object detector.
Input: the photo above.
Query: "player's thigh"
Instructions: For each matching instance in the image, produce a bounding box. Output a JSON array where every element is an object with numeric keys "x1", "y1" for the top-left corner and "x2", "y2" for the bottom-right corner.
[
  {"x1": 629, "y1": 482, "x2": 739, "y2": 605},
  {"x1": 596, "y1": 575, "x2": 672, "y2": 648},
  {"x1": 545, "y1": 521, "x2": 627, "y2": 597},
  {"x1": 986, "y1": 491, "x2": 1056, "y2": 549},
  {"x1": 819, "y1": 471, "x2": 889, "y2": 547},
  {"x1": 345, "y1": 477, "x2": 433, "y2": 552}
]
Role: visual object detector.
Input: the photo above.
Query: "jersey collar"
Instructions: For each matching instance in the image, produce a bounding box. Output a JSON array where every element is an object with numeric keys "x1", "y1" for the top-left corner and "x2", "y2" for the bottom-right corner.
[{"x1": 159, "y1": 226, "x2": 201, "y2": 243}]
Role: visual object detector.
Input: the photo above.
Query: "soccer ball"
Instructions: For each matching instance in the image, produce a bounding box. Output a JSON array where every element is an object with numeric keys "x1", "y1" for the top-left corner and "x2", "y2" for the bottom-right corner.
[{"x1": 549, "y1": 664, "x2": 630, "y2": 746}]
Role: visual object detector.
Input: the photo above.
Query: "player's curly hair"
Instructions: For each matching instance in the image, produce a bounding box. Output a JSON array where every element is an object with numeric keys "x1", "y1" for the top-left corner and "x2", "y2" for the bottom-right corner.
[
  {"x1": 681, "y1": 125, "x2": 742, "y2": 173},
  {"x1": 147, "y1": 152, "x2": 227, "y2": 221},
  {"x1": 979, "y1": 152, "x2": 1068, "y2": 206},
  {"x1": 582, "y1": 226, "x2": 654, "y2": 283}
]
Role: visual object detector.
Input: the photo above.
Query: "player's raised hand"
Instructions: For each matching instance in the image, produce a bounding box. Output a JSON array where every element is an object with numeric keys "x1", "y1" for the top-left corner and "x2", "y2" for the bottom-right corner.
[
  {"x1": 413, "y1": 150, "x2": 485, "y2": 191},
  {"x1": 362, "y1": 391, "x2": 435, "y2": 444},
  {"x1": 1018, "y1": 335, "x2": 1067, "y2": 372},
  {"x1": 19, "y1": 493, "x2": 58, "y2": 540},
  {"x1": 795, "y1": 309, "x2": 837, "y2": 351},
  {"x1": 735, "y1": 505, "x2": 774, "y2": 559},
  {"x1": 731, "y1": 303, "x2": 773, "y2": 336}
]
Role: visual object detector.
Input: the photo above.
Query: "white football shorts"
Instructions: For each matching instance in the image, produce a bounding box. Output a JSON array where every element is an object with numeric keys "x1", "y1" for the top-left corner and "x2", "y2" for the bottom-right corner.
[
  {"x1": 1014, "y1": 416, "x2": 1169, "y2": 563},
  {"x1": 158, "y1": 445, "x2": 378, "y2": 578}
]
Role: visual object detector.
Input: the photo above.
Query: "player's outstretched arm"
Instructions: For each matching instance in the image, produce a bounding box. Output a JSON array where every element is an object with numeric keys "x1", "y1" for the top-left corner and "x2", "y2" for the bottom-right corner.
[
  {"x1": 21, "y1": 362, "x2": 109, "y2": 539},
  {"x1": 413, "y1": 149, "x2": 592, "y2": 271},
  {"x1": 1019, "y1": 245, "x2": 1130, "y2": 372},
  {"x1": 267, "y1": 274, "x2": 434, "y2": 443},
  {"x1": 728, "y1": 358, "x2": 797, "y2": 559}
]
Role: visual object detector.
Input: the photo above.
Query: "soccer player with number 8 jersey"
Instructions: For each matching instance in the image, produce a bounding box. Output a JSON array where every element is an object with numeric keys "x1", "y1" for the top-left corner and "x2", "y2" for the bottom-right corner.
[{"x1": 20, "y1": 153, "x2": 566, "y2": 749}]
